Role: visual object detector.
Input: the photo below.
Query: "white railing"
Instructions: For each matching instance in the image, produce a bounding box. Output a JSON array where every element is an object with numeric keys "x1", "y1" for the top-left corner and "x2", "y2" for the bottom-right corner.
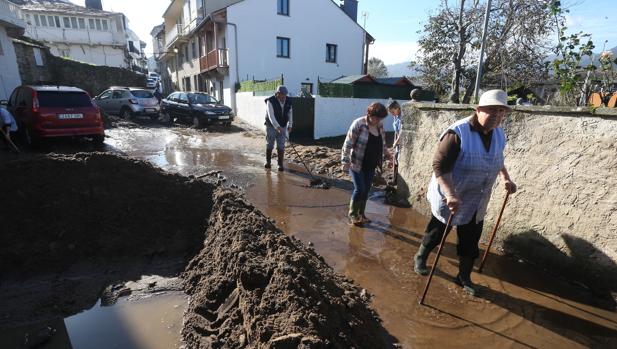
[
  {"x1": 0, "y1": 0, "x2": 26, "y2": 29},
  {"x1": 165, "y1": 23, "x2": 185, "y2": 48}
]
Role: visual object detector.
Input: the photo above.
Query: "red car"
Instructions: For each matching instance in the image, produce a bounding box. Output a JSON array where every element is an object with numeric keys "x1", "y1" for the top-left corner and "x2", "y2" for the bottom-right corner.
[{"x1": 6, "y1": 85, "x2": 104, "y2": 146}]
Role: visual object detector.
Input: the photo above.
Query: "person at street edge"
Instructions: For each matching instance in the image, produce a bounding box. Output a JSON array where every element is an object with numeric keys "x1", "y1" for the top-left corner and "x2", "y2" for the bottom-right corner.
[
  {"x1": 388, "y1": 100, "x2": 402, "y2": 182},
  {"x1": 0, "y1": 106, "x2": 18, "y2": 149},
  {"x1": 341, "y1": 102, "x2": 391, "y2": 226},
  {"x1": 413, "y1": 89, "x2": 517, "y2": 296},
  {"x1": 264, "y1": 85, "x2": 293, "y2": 171}
]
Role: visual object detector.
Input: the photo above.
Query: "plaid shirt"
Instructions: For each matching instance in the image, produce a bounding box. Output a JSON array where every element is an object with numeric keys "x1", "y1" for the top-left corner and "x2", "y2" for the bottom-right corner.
[{"x1": 341, "y1": 116, "x2": 388, "y2": 172}]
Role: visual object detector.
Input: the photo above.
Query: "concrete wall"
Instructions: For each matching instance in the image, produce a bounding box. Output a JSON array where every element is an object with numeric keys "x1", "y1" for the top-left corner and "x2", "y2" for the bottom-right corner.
[
  {"x1": 397, "y1": 103, "x2": 617, "y2": 289},
  {"x1": 314, "y1": 97, "x2": 395, "y2": 139},
  {"x1": 0, "y1": 26, "x2": 22, "y2": 100},
  {"x1": 235, "y1": 91, "x2": 266, "y2": 131}
]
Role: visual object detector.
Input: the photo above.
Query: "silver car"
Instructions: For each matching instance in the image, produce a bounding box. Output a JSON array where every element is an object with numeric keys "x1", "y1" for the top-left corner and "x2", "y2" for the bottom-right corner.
[{"x1": 94, "y1": 87, "x2": 160, "y2": 120}]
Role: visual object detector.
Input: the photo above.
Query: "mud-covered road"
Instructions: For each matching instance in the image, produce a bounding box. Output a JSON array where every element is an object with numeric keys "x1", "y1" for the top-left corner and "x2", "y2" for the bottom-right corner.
[{"x1": 2, "y1": 120, "x2": 616, "y2": 348}]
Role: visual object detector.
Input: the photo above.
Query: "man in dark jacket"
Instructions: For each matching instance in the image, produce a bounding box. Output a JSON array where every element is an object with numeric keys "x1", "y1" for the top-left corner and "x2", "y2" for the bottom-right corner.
[{"x1": 264, "y1": 85, "x2": 293, "y2": 171}]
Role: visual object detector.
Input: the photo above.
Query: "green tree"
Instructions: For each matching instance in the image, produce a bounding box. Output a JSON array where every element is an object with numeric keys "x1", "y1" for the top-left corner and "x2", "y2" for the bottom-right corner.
[
  {"x1": 368, "y1": 57, "x2": 388, "y2": 78},
  {"x1": 415, "y1": 0, "x2": 554, "y2": 103}
]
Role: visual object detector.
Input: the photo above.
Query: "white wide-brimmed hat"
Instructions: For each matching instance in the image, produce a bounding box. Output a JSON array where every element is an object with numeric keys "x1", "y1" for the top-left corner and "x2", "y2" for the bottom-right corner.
[{"x1": 478, "y1": 89, "x2": 511, "y2": 109}]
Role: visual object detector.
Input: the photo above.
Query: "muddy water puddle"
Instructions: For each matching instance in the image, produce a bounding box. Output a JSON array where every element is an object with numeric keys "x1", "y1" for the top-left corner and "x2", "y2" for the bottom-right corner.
[
  {"x1": 90, "y1": 126, "x2": 617, "y2": 347},
  {"x1": 0, "y1": 292, "x2": 187, "y2": 349}
]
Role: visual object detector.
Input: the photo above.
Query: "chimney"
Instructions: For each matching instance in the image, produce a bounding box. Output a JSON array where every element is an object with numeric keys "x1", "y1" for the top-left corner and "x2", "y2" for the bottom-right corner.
[
  {"x1": 85, "y1": 0, "x2": 103, "y2": 10},
  {"x1": 340, "y1": 0, "x2": 358, "y2": 22}
]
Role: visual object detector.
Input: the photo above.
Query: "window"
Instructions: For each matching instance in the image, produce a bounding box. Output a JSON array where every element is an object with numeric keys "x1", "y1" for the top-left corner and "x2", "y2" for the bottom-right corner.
[
  {"x1": 89, "y1": 18, "x2": 95, "y2": 30},
  {"x1": 34, "y1": 14, "x2": 40, "y2": 26},
  {"x1": 184, "y1": 46, "x2": 189, "y2": 62},
  {"x1": 40, "y1": 15, "x2": 47, "y2": 26},
  {"x1": 191, "y1": 40, "x2": 197, "y2": 59},
  {"x1": 102, "y1": 20, "x2": 108, "y2": 31},
  {"x1": 276, "y1": 37, "x2": 290, "y2": 58},
  {"x1": 54, "y1": 16, "x2": 61, "y2": 27},
  {"x1": 95, "y1": 19, "x2": 102, "y2": 30},
  {"x1": 0, "y1": 40, "x2": 3, "y2": 56},
  {"x1": 33, "y1": 48, "x2": 44, "y2": 66},
  {"x1": 63, "y1": 17, "x2": 70, "y2": 28},
  {"x1": 98, "y1": 90, "x2": 112, "y2": 100},
  {"x1": 78, "y1": 18, "x2": 85, "y2": 29},
  {"x1": 71, "y1": 17, "x2": 78, "y2": 28},
  {"x1": 326, "y1": 43, "x2": 337, "y2": 63},
  {"x1": 277, "y1": 0, "x2": 289, "y2": 15}
]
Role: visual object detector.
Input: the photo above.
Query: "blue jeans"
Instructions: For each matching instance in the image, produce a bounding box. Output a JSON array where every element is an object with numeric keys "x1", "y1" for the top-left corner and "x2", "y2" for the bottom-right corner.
[{"x1": 349, "y1": 168, "x2": 375, "y2": 210}]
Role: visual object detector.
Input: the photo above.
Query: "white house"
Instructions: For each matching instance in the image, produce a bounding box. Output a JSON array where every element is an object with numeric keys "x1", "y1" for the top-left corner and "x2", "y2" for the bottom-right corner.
[
  {"x1": 0, "y1": 0, "x2": 25, "y2": 100},
  {"x1": 157, "y1": 0, "x2": 370, "y2": 111},
  {"x1": 14, "y1": 0, "x2": 145, "y2": 70}
]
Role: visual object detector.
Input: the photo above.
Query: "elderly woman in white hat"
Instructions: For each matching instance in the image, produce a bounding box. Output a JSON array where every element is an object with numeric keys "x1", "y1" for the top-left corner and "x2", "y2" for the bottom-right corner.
[{"x1": 413, "y1": 89, "x2": 517, "y2": 296}]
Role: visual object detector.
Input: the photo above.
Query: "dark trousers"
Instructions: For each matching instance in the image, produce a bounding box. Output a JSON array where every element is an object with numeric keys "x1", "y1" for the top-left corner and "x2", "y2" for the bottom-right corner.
[{"x1": 422, "y1": 213, "x2": 484, "y2": 258}]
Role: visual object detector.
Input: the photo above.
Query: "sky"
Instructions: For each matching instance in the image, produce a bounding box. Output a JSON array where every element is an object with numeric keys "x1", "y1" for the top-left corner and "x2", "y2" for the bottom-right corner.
[{"x1": 68, "y1": 0, "x2": 617, "y2": 65}]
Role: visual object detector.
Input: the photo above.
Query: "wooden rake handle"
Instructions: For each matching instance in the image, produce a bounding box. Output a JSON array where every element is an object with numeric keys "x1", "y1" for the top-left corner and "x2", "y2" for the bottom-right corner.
[
  {"x1": 419, "y1": 213, "x2": 454, "y2": 305},
  {"x1": 478, "y1": 191, "x2": 510, "y2": 273}
]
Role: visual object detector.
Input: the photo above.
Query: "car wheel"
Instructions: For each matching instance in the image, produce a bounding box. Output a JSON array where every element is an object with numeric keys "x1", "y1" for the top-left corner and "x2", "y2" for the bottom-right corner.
[
  {"x1": 120, "y1": 108, "x2": 133, "y2": 120},
  {"x1": 149, "y1": 114, "x2": 159, "y2": 122},
  {"x1": 162, "y1": 111, "x2": 174, "y2": 125},
  {"x1": 224, "y1": 121, "x2": 232, "y2": 127},
  {"x1": 192, "y1": 116, "x2": 203, "y2": 129},
  {"x1": 92, "y1": 134, "x2": 105, "y2": 145}
]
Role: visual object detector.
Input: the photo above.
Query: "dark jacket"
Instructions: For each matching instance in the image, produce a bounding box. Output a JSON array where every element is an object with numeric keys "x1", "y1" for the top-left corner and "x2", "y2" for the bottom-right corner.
[{"x1": 264, "y1": 95, "x2": 292, "y2": 127}]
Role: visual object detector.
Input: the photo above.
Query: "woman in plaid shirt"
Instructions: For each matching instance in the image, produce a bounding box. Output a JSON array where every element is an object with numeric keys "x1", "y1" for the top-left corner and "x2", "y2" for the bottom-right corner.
[{"x1": 341, "y1": 102, "x2": 391, "y2": 225}]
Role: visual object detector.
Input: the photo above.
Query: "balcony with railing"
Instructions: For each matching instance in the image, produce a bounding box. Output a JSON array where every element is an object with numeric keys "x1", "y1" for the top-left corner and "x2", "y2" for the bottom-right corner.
[
  {"x1": 165, "y1": 23, "x2": 189, "y2": 48},
  {"x1": 0, "y1": 0, "x2": 26, "y2": 35},
  {"x1": 199, "y1": 48, "x2": 229, "y2": 73}
]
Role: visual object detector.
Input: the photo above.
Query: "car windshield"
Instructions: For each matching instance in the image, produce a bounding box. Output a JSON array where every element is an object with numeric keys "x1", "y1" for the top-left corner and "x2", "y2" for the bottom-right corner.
[
  {"x1": 190, "y1": 94, "x2": 218, "y2": 105},
  {"x1": 131, "y1": 90, "x2": 154, "y2": 98},
  {"x1": 37, "y1": 91, "x2": 93, "y2": 107}
]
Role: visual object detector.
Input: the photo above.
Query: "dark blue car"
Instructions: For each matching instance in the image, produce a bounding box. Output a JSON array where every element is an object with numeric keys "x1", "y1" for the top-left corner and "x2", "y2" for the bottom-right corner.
[{"x1": 160, "y1": 92, "x2": 234, "y2": 128}]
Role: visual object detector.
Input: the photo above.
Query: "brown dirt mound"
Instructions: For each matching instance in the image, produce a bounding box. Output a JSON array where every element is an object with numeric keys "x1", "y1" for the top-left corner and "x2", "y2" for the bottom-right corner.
[
  {"x1": 0, "y1": 152, "x2": 217, "y2": 278},
  {"x1": 182, "y1": 189, "x2": 397, "y2": 348}
]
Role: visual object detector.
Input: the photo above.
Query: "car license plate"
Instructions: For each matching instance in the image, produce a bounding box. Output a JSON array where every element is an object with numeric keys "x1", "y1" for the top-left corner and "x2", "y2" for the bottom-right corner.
[
  {"x1": 58, "y1": 113, "x2": 83, "y2": 119},
  {"x1": 218, "y1": 115, "x2": 229, "y2": 120},
  {"x1": 146, "y1": 108, "x2": 156, "y2": 112}
]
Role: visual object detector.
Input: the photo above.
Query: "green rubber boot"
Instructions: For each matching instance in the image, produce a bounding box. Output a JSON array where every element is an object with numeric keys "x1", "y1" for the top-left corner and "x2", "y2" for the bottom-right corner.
[
  {"x1": 455, "y1": 257, "x2": 478, "y2": 296},
  {"x1": 413, "y1": 244, "x2": 431, "y2": 276}
]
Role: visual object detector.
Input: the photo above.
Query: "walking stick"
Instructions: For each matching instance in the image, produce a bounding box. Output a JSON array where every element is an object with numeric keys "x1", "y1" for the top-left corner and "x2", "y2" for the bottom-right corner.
[
  {"x1": 419, "y1": 213, "x2": 454, "y2": 305},
  {"x1": 478, "y1": 191, "x2": 510, "y2": 273}
]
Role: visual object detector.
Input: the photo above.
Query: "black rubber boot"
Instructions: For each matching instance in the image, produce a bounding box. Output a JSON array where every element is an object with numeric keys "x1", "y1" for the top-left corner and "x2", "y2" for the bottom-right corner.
[
  {"x1": 455, "y1": 257, "x2": 478, "y2": 296},
  {"x1": 413, "y1": 244, "x2": 431, "y2": 276},
  {"x1": 265, "y1": 148, "x2": 273, "y2": 169},
  {"x1": 277, "y1": 150, "x2": 284, "y2": 171}
]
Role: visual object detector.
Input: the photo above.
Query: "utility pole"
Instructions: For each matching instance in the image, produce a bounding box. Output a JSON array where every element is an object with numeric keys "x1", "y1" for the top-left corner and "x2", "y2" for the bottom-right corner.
[
  {"x1": 473, "y1": 0, "x2": 492, "y2": 103},
  {"x1": 361, "y1": 11, "x2": 369, "y2": 74}
]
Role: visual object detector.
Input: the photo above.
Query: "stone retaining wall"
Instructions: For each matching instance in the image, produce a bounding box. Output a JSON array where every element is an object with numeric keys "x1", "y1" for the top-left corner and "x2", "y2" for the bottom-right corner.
[{"x1": 397, "y1": 103, "x2": 617, "y2": 291}]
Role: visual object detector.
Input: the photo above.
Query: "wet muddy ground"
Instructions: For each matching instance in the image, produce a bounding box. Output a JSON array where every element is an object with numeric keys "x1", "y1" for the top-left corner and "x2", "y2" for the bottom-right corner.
[{"x1": 1, "y1": 119, "x2": 616, "y2": 348}]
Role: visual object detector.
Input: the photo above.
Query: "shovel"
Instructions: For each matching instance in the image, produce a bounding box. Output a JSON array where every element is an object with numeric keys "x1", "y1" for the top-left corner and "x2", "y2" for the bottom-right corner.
[{"x1": 0, "y1": 128, "x2": 20, "y2": 153}]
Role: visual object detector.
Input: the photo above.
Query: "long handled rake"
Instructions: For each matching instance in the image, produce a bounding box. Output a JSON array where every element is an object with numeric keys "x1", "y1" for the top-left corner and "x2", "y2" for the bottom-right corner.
[
  {"x1": 285, "y1": 135, "x2": 330, "y2": 189},
  {"x1": 419, "y1": 213, "x2": 454, "y2": 305},
  {"x1": 478, "y1": 192, "x2": 510, "y2": 273}
]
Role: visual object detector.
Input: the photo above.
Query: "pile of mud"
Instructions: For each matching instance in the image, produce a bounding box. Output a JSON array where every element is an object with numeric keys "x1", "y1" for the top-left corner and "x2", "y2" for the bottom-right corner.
[
  {"x1": 0, "y1": 153, "x2": 216, "y2": 278},
  {"x1": 182, "y1": 189, "x2": 397, "y2": 348}
]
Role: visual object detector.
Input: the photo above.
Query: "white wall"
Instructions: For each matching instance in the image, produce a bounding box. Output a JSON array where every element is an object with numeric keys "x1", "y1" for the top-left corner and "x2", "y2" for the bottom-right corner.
[
  {"x1": 314, "y1": 97, "x2": 395, "y2": 139},
  {"x1": 227, "y1": 0, "x2": 365, "y2": 97},
  {"x1": 49, "y1": 44, "x2": 126, "y2": 67},
  {"x1": 235, "y1": 91, "x2": 267, "y2": 132},
  {"x1": 0, "y1": 26, "x2": 22, "y2": 100}
]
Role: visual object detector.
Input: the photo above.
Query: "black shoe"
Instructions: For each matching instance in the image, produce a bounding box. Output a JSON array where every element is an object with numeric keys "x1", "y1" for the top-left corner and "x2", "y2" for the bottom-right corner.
[
  {"x1": 455, "y1": 275, "x2": 477, "y2": 296},
  {"x1": 413, "y1": 245, "x2": 430, "y2": 276},
  {"x1": 265, "y1": 163, "x2": 271, "y2": 169},
  {"x1": 456, "y1": 257, "x2": 478, "y2": 296},
  {"x1": 278, "y1": 165, "x2": 284, "y2": 172}
]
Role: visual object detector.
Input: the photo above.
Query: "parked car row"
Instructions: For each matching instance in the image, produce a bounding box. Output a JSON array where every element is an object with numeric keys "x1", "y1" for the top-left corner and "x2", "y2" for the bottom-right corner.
[{"x1": 0, "y1": 83, "x2": 235, "y2": 148}]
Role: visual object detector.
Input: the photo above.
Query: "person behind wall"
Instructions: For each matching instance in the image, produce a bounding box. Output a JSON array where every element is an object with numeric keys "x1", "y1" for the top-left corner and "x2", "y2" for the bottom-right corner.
[
  {"x1": 1, "y1": 105, "x2": 18, "y2": 150},
  {"x1": 264, "y1": 85, "x2": 293, "y2": 171},
  {"x1": 413, "y1": 89, "x2": 517, "y2": 296},
  {"x1": 154, "y1": 81, "x2": 162, "y2": 104},
  {"x1": 387, "y1": 100, "x2": 402, "y2": 182},
  {"x1": 341, "y1": 102, "x2": 391, "y2": 226}
]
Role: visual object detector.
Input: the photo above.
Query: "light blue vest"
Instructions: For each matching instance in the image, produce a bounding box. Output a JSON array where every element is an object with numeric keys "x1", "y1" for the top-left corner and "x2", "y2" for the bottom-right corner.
[{"x1": 427, "y1": 116, "x2": 505, "y2": 225}]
